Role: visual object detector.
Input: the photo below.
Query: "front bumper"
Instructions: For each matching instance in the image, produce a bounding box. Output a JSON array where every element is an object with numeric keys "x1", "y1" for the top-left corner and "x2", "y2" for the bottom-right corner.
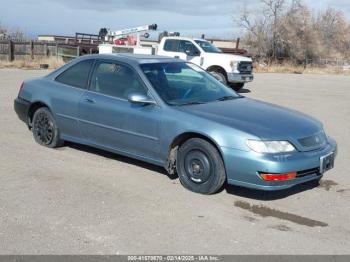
[
  {"x1": 14, "y1": 97, "x2": 30, "y2": 124},
  {"x1": 227, "y1": 73, "x2": 254, "y2": 83},
  {"x1": 221, "y1": 137, "x2": 337, "y2": 191}
]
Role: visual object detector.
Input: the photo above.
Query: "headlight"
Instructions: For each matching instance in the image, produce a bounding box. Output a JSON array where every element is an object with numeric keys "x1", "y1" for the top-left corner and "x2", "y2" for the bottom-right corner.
[
  {"x1": 246, "y1": 140, "x2": 296, "y2": 153},
  {"x1": 230, "y1": 61, "x2": 238, "y2": 70}
]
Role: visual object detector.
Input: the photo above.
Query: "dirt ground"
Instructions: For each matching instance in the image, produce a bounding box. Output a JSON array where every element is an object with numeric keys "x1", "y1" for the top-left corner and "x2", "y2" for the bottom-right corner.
[{"x1": 0, "y1": 69, "x2": 349, "y2": 254}]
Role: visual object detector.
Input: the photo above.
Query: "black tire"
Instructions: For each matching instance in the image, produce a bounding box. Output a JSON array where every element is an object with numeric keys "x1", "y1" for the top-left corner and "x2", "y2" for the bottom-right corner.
[
  {"x1": 209, "y1": 70, "x2": 228, "y2": 86},
  {"x1": 32, "y1": 107, "x2": 64, "y2": 148},
  {"x1": 229, "y1": 83, "x2": 245, "y2": 92},
  {"x1": 176, "y1": 138, "x2": 226, "y2": 194}
]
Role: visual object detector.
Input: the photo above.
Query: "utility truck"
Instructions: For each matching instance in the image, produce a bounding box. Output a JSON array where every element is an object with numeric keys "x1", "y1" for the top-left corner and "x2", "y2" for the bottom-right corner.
[{"x1": 98, "y1": 24, "x2": 253, "y2": 91}]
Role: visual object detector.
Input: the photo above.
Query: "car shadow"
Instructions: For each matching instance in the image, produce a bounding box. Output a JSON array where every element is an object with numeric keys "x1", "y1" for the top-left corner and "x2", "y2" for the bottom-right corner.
[
  {"x1": 64, "y1": 142, "x2": 178, "y2": 180},
  {"x1": 223, "y1": 180, "x2": 320, "y2": 201},
  {"x1": 238, "y1": 88, "x2": 251, "y2": 94}
]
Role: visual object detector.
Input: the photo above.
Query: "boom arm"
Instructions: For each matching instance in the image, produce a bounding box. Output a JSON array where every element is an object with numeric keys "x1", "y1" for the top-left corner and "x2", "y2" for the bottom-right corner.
[{"x1": 99, "y1": 24, "x2": 157, "y2": 44}]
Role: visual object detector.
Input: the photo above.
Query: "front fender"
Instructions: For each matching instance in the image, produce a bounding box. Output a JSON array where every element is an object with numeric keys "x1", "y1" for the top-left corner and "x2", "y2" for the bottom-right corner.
[{"x1": 159, "y1": 109, "x2": 255, "y2": 161}]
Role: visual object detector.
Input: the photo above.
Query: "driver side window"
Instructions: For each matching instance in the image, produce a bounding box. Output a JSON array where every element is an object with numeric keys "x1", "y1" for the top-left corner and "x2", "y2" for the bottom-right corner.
[
  {"x1": 179, "y1": 40, "x2": 199, "y2": 55},
  {"x1": 90, "y1": 61, "x2": 147, "y2": 99}
]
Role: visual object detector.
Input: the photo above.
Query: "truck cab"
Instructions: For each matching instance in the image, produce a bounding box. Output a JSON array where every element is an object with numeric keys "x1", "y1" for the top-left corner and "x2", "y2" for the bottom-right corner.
[{"x1": 157, "y1": 37, "x2": 253, "y2": 91}]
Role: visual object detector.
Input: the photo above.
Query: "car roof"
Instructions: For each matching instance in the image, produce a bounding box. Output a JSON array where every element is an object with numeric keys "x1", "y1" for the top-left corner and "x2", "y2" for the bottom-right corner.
[
  {"x1": 45, "y1": 53, "x2": 185, "y2": 81},
  {"x1": 161, "y1": 37, "x2": 208, "y2": 42},
  {"x1": 193, "y1": 38, "x2": 208, "y2": 41},
  {"x1": 77, "y1": 53, "x2": 183, "y2": 65}
]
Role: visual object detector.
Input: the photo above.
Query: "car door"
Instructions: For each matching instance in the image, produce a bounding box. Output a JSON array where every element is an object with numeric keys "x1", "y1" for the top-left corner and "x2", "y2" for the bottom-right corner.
[
  {"x1": 78, "y1": 60, "x2": 161, "y2": 161},
  {"x1": 52, "y1": 59, "x2": 94, "y2": 140}
]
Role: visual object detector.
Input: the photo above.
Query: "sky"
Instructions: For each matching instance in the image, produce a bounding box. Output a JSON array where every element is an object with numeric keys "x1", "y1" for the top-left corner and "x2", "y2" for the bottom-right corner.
[{"x1": 0, "y1": 0, "x2": 349, "y2": 39}]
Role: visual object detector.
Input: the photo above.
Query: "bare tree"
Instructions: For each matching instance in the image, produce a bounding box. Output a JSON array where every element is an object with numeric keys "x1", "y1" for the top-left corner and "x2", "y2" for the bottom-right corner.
[
  {"x1": 236, "y1": 0, "x2": 350, "y2": 64},
  {"x1": 0, "y1": 22, "x2": 25, "y2": 41},
  {"x1": 315, "y1": 8, "x2": 350, "y2": 58},
  {"x1": 261, "y1": 0, "x2": 285, "y2": 59},
  {"x1": 236, "y1": 6, "x2": 270, "y2": 59},
  {"x1": 9, "y1": 27, "x2": 25, "y2": 41},
  {"x1": 235, "y1": 0, "x2": 287, "y2": 62},
  {"x1": 0, "y1": 22, "x2": 7, "y2": 39},
  {"x1": 281, "y1": 3, "x2": 321, "y2": 65}
]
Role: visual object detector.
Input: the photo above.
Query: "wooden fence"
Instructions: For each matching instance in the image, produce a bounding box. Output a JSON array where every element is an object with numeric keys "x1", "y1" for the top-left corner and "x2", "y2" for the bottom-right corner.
[{"x1": 0, "y1": 40, "x2": 82, "y2": 61}]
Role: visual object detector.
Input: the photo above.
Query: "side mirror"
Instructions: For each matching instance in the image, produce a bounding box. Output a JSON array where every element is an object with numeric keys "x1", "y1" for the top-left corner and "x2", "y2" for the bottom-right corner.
[{"x1": 127, "y1": 92, "x2": 156, "y2": 105}]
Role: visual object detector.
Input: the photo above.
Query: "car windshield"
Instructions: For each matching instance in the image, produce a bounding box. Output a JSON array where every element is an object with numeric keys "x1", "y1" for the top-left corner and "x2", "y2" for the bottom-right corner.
[
  {"x1": 194, "y1": 40, "x2": 222, "y2": 53},
  {"x1": 140, "y1": 62, "x2": 240, "y2": 106}
]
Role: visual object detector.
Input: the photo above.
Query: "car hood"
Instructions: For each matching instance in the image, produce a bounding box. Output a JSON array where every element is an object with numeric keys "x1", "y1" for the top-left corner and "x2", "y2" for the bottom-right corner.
[{"x1": 177, "y1": 97, "x2": 325, "y2": 151}]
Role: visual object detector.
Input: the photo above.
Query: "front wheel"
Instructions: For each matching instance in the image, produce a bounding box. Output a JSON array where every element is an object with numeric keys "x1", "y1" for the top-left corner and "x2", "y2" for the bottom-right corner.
[
  {"x1": 176, "y1": 138, "x2": 226, "y2": 194},
  {"x1": 209, "y1": 71, "x2": 227, "y2": 86},
  {"x1": 229, "y1": 83, "x2": 245, "y2": 92},
  {"x1": 32, "y1": 107, "x2": 64, "y2": 148}
]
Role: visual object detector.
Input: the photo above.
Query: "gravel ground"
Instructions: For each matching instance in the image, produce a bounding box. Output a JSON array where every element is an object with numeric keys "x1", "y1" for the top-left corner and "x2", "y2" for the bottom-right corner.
[{"x1": 0, "y1": 69, "x2": 349, "y2": 254}]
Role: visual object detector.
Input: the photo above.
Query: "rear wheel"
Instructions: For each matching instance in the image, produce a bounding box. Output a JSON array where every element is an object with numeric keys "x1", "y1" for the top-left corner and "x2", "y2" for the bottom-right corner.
[
  {"x1": 229, "y1": 83, "x2": 245, "y2": 92},
  {"x1": 32, "y1": 107, "x2": 64, "y2": 148},
  {"x1": 176, "y1": 138, "x2": 226, "y2": 194}
]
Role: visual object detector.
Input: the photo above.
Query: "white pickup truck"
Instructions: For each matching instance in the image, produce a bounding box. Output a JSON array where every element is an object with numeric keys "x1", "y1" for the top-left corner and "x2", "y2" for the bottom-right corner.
[
  {"x1": 99, "y1": 36, "x2": 254, "y2": 91},
  {"x1": 157, "y1": 37, "x2": 253, "y2": 91}
]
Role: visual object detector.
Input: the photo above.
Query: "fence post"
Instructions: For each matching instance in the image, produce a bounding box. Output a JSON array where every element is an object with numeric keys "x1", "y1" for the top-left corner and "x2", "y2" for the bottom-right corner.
[
  {"x1": 77, "y1": 46, "x2": 80, "y2": 57},
  {"x1": 8, "y1": 40, "x2": 13, "y2": 62},
  {"x1": 30, "y1": 40, "x2": 34, "y2": 59},
  {"x1": 44, "y1": 43, "x2": 48, "y2": 57}
]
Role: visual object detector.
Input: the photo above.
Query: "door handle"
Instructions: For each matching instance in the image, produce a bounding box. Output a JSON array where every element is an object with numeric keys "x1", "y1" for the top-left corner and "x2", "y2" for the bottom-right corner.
[{"x1": 83, "y1": 98, "x2": 95, "y2": 103}]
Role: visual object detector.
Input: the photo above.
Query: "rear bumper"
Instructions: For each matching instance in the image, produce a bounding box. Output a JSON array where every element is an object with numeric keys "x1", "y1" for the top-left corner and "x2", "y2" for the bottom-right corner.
[
  {"x1": 222, "y1": 137, "x2": 337, "y2": 191},
  {"x1": 227, "y1": 73, "x2": 254, "y2": 83},
  {"x1": 14, "y1": 97, "x2": 30, "y2": 124}
]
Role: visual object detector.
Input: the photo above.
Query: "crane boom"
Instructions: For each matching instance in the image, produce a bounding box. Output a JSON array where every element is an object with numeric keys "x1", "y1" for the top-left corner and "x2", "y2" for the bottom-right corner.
[
  {"x1": 108, "y1": 24, "x2": 157, "y2": 37},
  {"x1": 99, "y1": 24, "x2": 158, "y2": 45}
]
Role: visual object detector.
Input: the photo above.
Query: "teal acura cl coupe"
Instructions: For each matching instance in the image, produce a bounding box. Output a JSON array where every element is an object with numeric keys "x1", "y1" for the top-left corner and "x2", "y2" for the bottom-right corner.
[{"x1": 14, "y1": 54, "x2": 337, "y2": 194}]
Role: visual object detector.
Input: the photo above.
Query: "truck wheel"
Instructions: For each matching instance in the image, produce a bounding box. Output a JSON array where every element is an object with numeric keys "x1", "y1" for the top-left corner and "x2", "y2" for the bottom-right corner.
[
  {"x1": 209, "y1": 71, "x2": 227, "y2": 86},
  {"x1": 229, "y1": 83, "x2": 244, "y2": 92},
  {"x1": 176, "y1": 138, "x2": 226, "y2": 194}
]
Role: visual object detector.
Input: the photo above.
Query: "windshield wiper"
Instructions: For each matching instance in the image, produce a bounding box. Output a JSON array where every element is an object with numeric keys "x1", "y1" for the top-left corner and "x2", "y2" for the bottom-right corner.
[
  {"x1": 167, "y1": 101, "x2": 206, "y2": 106},
  {"x1": 182, "y1": 101, "x2": 207, "y2": 106},
  {"x1": 215, "y1": 95, "x2": 241, "y2": 101}
]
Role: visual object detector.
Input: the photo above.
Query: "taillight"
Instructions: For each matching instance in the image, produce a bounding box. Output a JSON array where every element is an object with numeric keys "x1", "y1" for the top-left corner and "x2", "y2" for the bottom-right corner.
[{"x1": 260, "y1": 172, "x2": 297, "y2": 181}]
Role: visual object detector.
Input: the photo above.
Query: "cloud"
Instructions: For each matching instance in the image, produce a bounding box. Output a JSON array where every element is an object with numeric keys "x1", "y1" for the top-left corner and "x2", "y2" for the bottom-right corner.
[
  {"x1": 0, "y1": 0, "x2": 348, "y2": 39},
  {"x1": 40, "y1": 0, "x2": 241, "y2": 16},
  {"x1": 304, "y1": 0, "x2": 350, "y2": 16}
]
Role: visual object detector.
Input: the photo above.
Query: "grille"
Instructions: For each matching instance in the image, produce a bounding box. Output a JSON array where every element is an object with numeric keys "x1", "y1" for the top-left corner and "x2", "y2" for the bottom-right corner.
[
  {"x1": 297, "y1": 167, "x2": 320, "y2": 178},
  {"x1": 298, "y1": 132, "x2": 327, "y2": 149},
  {"x1": 238, "y1": 61, "x2": 253, "y2": 74}
]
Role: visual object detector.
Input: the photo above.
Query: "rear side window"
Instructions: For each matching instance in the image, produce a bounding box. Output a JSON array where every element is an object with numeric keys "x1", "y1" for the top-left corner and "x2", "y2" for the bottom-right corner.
[
  {"x1": 164, "y1": 39, "x2": 180, "y2": 52},
  {"x1": 56, "y1": 60, "x2": 93, "y2": 89}
]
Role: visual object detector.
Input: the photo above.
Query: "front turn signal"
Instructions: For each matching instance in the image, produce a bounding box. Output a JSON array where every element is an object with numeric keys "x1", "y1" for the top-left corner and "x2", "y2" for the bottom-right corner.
[{"x1": 260, "y1": 172, "x2": 297, "y2": 181}]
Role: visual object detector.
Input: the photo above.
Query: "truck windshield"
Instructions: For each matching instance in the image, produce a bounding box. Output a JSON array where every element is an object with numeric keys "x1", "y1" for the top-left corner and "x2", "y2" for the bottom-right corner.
[
  {"x1": 141, "y1": 62, "x2": 239, "y2": 106},
  {"x1": 194, "y1": 40, "x2": 222, "y2": 53}
]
